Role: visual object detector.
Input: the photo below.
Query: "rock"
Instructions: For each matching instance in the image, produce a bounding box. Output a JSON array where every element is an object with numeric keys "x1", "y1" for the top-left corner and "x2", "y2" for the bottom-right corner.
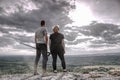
[{"x1": 109, "y1": 71, "x2": 120, "y2": 76}]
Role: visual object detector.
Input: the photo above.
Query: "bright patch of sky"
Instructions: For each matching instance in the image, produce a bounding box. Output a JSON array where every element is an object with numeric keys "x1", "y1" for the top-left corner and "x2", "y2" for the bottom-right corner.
[
  {"x1": 9, "y1": 31, "x2": 34, "y2": 37},
  {"x1": 0, "y1": 46, "x2": 34, "y2": 56},
  {"x1": 68, "y1": 2, "x2": 96, "y2": 26},
  {"x1": 0, "y1": 32, "x2": 4, "y2": 37}
]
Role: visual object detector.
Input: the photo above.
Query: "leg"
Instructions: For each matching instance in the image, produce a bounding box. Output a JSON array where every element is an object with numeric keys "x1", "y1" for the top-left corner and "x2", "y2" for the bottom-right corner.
[
  {"x1": 41, "y1": 44, "x2": 48, "y2": 73},
  {"x1": 51, "y1": 52, "x2": 57, "y2": 71},
  {"x1": 58, "y1": 53, "x2": 66, "y2": 70},
  {"x1": 42, "y1": 50, "x2": 48, "y2": 72},
  {"x1": 34, "y1": 49, "x2": 41, "y2": 74}
]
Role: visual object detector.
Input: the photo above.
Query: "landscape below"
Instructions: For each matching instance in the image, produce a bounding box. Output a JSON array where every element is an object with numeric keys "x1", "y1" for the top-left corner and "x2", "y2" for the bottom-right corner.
[{"x1": 0, "y1": 55, "x2": 120, "y2": 80}]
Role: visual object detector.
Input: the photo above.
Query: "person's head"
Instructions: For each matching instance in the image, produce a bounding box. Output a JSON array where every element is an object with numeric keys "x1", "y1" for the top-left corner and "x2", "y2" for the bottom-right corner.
[
  {"x1": 53, "y1": 25, "x2": 59, "y2": 33},
  {"x1": 40, "y1": 20, "x2": 45, "y2": 26}
]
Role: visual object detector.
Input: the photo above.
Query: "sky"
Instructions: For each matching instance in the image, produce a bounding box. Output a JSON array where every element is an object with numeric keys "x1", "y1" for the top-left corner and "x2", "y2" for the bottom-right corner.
[{"x1": 0, "y1": 0, "x2": 120, "y2": 55}]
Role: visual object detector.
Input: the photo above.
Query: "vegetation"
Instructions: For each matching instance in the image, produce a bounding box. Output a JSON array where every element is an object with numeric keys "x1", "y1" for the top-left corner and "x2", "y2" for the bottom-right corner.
[{"x1": 0, "y1": 55, "x2": 120, "y2": 75}]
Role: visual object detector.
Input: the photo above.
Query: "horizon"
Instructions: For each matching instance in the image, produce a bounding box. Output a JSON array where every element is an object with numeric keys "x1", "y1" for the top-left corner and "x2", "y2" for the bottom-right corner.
[{"x1": 0, "y1": 51, "x2": 120, "y2": 56}]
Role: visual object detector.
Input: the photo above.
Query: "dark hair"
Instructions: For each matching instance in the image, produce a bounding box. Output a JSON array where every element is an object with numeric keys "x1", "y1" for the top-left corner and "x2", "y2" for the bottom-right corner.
[{"x1": 41, "y1": 20, "x2": 45, "y2": 26}]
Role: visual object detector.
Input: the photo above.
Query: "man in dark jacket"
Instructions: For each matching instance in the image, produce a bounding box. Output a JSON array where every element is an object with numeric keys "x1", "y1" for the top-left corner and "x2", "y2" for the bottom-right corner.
[{"x1": 49, "y1": 25, "x2": 66, "y2": 73}]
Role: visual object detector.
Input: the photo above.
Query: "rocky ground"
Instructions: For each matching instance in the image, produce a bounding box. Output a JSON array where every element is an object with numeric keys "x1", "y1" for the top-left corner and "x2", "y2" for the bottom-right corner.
[{"x1": 0, "y1": 66, "x2": 120, "y2": 80}]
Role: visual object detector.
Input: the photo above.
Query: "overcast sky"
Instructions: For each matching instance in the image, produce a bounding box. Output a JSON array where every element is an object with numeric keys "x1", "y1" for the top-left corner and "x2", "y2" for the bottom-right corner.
[{"x1": 0, "y1": 0, "x2": 120, "y2": 55}]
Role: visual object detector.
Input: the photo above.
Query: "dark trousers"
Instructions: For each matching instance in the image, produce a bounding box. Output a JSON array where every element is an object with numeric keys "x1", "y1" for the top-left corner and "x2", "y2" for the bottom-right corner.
[
  {"x1": 35, "y1": 43, "x2": 48, "y2": 70},
  {"x1": 51, "y1": 52, "x2": 66, "y2": 70}
]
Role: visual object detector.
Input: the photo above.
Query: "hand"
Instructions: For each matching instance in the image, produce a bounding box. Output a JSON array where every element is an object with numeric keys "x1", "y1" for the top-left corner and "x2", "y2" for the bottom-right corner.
[{"x1": 63, "y1": 49, "x2": 65, "y2": 54}]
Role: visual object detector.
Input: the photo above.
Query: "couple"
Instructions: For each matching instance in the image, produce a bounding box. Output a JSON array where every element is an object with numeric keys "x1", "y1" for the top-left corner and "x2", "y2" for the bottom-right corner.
[{"x1": 34, "y1": 20, "x2": 66, "y2": 76}]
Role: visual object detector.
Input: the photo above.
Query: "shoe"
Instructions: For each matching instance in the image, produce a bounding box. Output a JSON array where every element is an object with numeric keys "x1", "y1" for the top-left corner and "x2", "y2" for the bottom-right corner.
[
  {"x1": 53, "y1": 70, "x2": 57, "y2": 73},
  {"x1": 34, "y1": 72, "x2": 39, "y2": 75},
  {"x1": 63, "y1": 69, "x2": 67, "y2": 72}
]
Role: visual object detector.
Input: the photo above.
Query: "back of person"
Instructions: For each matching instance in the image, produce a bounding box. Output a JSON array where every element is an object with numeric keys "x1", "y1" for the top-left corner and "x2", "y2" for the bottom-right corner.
[
  {"x1": 34, "y1": 20, "x2": 48, "y2": 76},
  {"x1": 50, "y1": 33, "x2": 64, "y2": 52},
  {"x1": 35, "y1": 27, "x2": 47, "y2": 44}
]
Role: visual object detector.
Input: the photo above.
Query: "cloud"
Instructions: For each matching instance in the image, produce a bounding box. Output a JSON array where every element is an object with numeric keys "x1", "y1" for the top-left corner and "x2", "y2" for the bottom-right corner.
[
  {"x1": 0, "y1": 37, "x2": 16, "y2": 47},
  {"x1": 1, "y1": 0, "x2": 120, "y2": 55},
  {"x1": 0, "y1": 46, "x2": 34, "y2": 56},
  {"x1": 84, "y1": 0, "x2": 120, "y2": 24},
  {"x1": 0, "y1": 31, "x2": 4, "y2": 37},
  {"x1": 0, "y1": 25, "x2": 35, "y2": 49},
  {"x1": 64, "y1": 22, "x2": 120, "y2": 53},
  {"x1": 0, "y1": 0, "x2": 73, "y2": 51},
  {"x1": 0, "y1": 0, "x2": 38, "y2": 15},
  {"x1": 0, "y1": 0, "x2": 72, "y2": 32}
]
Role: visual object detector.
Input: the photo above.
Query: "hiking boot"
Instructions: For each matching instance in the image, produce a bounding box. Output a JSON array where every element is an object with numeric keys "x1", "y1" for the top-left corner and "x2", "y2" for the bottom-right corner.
[
  {"x1": 63, "y1": 69, "x2": 67, "y2": 72},
  {"x1": 53, "y1": 70, "x2": 57, "y2": 73},
  {"x1": 34, "y1": 72, "x2": 39, "y2": 75}
]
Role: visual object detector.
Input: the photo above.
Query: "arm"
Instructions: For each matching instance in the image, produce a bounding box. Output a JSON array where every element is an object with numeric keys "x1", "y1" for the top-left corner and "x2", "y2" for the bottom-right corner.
[
  {"x1": 44, "y1": 28, "x2": 48, "y2": 45},
  {"x1": 45, "y1": 33, "x2": 48, "y2": 45},
  {"x1": 49, "y1": 39, "x2": 51, "y2": 51},
  {"x1": 62, "y1": 39, "x2": 65, "y2": 53},
  {"x1": 35, "y1": 32, "x2": 37, "y2": 43}
]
